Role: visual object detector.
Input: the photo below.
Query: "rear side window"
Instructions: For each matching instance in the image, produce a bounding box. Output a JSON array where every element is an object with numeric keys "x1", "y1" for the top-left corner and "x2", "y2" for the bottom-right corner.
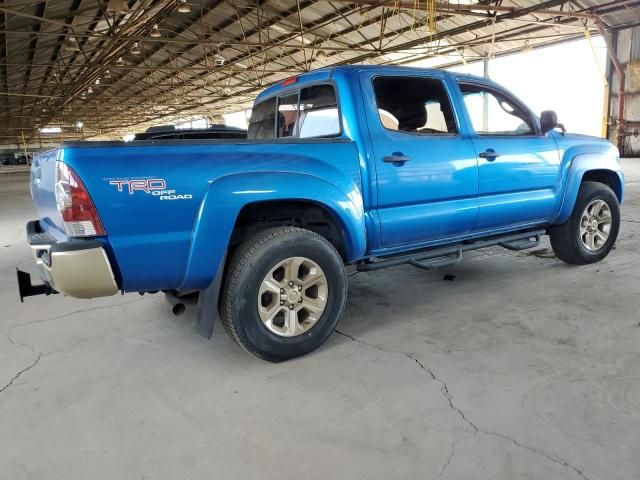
[
  {"x1": 248, "y1": 84, "x2": 340, "y2": 139},
  {"x1": 298, "y1": 85, "x2": 340, "y2": 138},
  {"x1": 248, "y1": 96, "x2": 277, "y2": 139},
  {"x1": 373, "y1": 76, "x2": 457, "y2": 134}
]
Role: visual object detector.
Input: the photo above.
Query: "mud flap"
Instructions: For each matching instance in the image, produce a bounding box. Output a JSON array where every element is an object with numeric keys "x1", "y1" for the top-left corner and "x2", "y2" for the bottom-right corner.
[{"x1": 195, "y1": 252, "x2": 227, "y2": 339}]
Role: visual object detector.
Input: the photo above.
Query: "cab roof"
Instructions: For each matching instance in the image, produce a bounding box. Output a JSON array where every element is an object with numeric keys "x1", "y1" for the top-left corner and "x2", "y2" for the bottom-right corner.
[{"x1": 255, "y1": 65, "x2": 488, "y2": 104}]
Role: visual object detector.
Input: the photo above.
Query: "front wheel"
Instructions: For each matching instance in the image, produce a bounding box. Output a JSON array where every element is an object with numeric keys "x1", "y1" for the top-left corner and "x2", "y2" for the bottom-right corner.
[
  {"x1": 221, "y1": 226, "x2": 347, "y2": 362},
  {"x1": 550, "y1": 181, "x2": 620, "y2": 265}
]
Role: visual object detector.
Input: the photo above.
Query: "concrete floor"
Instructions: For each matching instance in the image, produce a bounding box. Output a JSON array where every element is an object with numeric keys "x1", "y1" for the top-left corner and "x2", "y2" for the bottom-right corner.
[{"x1": 1, "y1": 160, "x2": 639, "y2": 480}]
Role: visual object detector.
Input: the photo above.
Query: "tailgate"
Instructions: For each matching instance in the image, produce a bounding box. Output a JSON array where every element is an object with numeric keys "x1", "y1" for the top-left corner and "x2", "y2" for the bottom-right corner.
[{"x1": 30, "y1": 149, "x2": 66, "y2": 239}]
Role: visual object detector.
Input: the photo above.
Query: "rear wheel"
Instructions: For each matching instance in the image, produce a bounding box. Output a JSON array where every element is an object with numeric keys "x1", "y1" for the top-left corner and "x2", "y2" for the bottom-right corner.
[
  {"x1": 550, "y1": 181, "x2": 620, "y2": 265},
  {"x1": 221, "y1": 226, "x2": 347, "y2": 361}
]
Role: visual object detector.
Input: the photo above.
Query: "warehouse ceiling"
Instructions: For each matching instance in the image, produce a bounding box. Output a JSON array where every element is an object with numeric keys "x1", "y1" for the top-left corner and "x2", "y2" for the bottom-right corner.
[{"x1": 1, "y1": 0, "x2": 638, "y2": 144}]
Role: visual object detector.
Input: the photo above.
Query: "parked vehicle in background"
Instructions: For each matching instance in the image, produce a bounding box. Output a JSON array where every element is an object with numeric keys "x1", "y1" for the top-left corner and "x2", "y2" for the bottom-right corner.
[
  {"x1": 133, "y1": 124, "x2": 247, "y2": 141},
  {"x1": 18, "y1": 66, "x2": 623, "y2": 361},
  {"x1": 1, "y1": 153, "x2": 31, "y2": 166}
]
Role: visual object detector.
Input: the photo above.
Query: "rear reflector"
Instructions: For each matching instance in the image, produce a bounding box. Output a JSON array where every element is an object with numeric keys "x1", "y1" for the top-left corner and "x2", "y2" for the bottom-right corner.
[{"x1": 55, "y1": 162, "x2": 105, "y2": 237}]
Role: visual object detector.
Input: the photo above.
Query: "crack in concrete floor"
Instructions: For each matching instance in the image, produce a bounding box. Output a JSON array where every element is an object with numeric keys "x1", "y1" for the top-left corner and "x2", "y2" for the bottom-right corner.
[
  {"x1": 0, "y1": 352, "x2": 42, "y2": 394},
  {"x1": 1, "y1": 298, "x2": 148, "y2": 395},
  {"x1": 335, "y1": 329, "x2": 591, "y2": 480},
  {"x1": 431, "y1": 434, "x2": 462, "y2": 480},
  {"x1": 0, "y1": 297, "x2": 148, "y2": 333},
  {"x1": 2, "y1": 331, "x2": 43, "y2": 394}
]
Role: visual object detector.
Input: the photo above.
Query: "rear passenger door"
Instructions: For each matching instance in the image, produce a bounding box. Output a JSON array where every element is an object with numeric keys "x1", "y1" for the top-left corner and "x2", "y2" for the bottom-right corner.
[
  {"x1": 457, "y1": 82, "x2": 561, "y2": 231},
  {"x1": 362, "y1": 73, "x2": 479, "y2": 249}
]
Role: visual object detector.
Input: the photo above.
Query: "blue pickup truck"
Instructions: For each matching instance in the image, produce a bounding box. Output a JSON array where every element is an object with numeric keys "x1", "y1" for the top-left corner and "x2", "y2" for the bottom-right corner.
[{"x1": 19, "y1": 65, "x2": 623, "y2": 361}]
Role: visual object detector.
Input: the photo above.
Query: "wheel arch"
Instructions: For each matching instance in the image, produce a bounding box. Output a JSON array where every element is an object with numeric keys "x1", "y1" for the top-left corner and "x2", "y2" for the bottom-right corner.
[
  {"x1": 555, "y1": 152, "x2": 624, "y2": 225},
  {"x1": 180, "y1": 171, "x2": 366, "y2": 291},
  {"x1": 581, "y1": 169, "x2": 623, "y2": 201},
  {"x1": 229, "y1": 199, "x2": 352, "y2": 261}
]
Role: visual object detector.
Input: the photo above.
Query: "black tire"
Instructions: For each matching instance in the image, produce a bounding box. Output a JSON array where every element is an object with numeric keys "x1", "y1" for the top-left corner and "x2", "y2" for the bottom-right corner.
[
  {"x1": 221, "y1": 226, "x2": 347, "y2": 362},
  {"x1": 549, "y1": 181, "x2": 620, "y2": 265}
]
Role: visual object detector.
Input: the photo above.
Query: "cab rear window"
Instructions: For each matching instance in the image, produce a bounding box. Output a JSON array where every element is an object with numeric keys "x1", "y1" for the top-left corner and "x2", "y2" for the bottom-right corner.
[
  {"x1": 247, "y1": 97, "x2": 277, "y2": 139},
  {"x1": 248, "y1": 84, "x2": 340, "y2": 140}
]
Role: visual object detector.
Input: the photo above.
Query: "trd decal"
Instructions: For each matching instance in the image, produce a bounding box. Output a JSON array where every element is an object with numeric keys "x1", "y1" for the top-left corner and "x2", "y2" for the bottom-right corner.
[
  {"x1": 109, "y1": 178, "x2": 166, "y2": 194},
  {"x1": 106, "y1": 177, "x2": 192, "y2": 201}
]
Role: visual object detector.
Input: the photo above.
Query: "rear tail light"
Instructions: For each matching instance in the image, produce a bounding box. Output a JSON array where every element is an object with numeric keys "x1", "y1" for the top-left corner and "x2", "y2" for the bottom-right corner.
[{"x1": 55, "y1": 161, "x2": 105, "y2": 237}]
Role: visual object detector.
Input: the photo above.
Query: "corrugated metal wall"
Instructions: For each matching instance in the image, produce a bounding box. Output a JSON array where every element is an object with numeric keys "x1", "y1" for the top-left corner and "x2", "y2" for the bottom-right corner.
[{"x1": 607, "y1": 26, "x2": 640, "y2": 157}]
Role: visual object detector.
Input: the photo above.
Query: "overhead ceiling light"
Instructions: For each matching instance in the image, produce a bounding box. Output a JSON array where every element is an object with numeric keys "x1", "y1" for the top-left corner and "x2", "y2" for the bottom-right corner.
[
  {"x1": 107, "y1": 0, "x2": 130, "y2": 14},
  {"x1": 150, "y1": 24, "x2": 161, "y2": 37},
  {"x1": 177, "y1": 0, "x2": 191, "y2": 13},
  {"x1": 95, "y1": 78, "x2": 101, "y2": 85},
  {"x1": 131, "y1": 42, "x2": 141, "y2": 55},
  {"x1": 214, "y1": 54, "x2": 226, "y2": 67},
  {"x1": 87, "y1": 87, "x2": 94, "y2": 94},
  {"x1": 76, "y1": 121, "x2": 84, "y2": 129},
  {"x1": 62, "y1": 36, "x2": 80, "y2": 52},
  {"x1": 270, "y1": 24, "x2": 290, "y2": 34},
  {"x1": 104, "y1": 69, "x2": 112, "y2": 79},
  {"x1": 315, "y1": 50, "x2": 328, "y2": 63},
  {"x1": 40, "y1": 126, "x2": 62, "y2": 134},
  {"x1": 115, "y1": 56, "x2": 125, "y2": 65}
]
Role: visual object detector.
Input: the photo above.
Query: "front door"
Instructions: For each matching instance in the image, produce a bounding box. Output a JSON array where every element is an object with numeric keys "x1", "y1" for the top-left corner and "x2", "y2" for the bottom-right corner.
[
  {"x1": 457, "y1": 82, "x2": 561, "y2": 231},
  {"x1": 362, "y1": 73, "x2": 479, "y2": 250}
]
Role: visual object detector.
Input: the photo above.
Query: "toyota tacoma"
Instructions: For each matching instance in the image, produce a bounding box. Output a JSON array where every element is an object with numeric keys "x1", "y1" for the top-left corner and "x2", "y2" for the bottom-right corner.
[{"x1": 18, "y1": 66, "x2": 624, "y2": 361}]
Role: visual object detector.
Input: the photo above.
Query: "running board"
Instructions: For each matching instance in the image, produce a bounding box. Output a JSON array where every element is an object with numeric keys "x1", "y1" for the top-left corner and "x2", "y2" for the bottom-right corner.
[
  {"x1": 409, "y1": 250, "x2": 462, "y2": 270},
  {"x1": 499, "y1": 236, "x2": 541, "y2": 251},
  {"x1": 357, "y1": 230, "x2": 545, "y2": 272}
]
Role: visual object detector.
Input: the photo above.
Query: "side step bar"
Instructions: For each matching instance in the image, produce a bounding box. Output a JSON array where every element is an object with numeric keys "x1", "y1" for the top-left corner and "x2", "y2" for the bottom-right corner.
[
  {"x1": 357, "y1": 229, "x2": 545, "y2": 272},
  {"x1": 409, "y1": 250, "x2": 462, "y2": 271}
]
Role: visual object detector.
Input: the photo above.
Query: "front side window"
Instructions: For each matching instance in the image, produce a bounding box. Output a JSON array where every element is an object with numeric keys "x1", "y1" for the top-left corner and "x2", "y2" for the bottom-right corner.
[
  {"x1": 459, "y1": 83, "x2": 534, "y2": 135},
  {"x1": 247, "y1": 84, "x2": 340, "y2": 140},
  {"x1": 373, "y1": 76, "x2": 457, "y2": 134}
]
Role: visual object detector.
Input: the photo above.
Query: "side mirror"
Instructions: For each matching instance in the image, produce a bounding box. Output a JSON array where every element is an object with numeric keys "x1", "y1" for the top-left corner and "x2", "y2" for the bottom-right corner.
[{"x1": 540, "y1": 110, "x2": 565, "y2": 135}]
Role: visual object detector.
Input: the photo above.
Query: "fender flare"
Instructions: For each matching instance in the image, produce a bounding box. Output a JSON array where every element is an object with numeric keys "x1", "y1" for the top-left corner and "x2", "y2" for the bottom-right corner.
[
  {"x1": 555, "y1": 152, "x2": 624, "y2": 225},
  {"x1": 180, "y1": 171, "x2": 366, "y2": 291}
]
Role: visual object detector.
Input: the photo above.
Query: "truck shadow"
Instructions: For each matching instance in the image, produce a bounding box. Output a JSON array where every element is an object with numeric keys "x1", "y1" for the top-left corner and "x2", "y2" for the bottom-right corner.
[
  {"x1": 161, "y1": 251, "x2": 562, "y2": 363},
  {"x1": 334, "y1": 250, "x2": 562, "y2": 348}
]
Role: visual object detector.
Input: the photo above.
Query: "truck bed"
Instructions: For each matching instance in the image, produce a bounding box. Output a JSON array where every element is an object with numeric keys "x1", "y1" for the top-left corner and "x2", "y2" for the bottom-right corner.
[{"x1": 31, "y1": 138, "x2": 363, "y2": 292}]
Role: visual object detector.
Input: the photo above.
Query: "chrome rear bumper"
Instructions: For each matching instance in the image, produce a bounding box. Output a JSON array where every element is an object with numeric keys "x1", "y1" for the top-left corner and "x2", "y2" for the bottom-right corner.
[{"x1": 20, "y1": 220, "x2": 118, "y2": 299}]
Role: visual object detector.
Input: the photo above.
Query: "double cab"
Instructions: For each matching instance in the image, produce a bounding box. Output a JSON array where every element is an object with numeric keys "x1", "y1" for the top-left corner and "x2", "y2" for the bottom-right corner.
[{"x1": 19, "y1": 66, "x2": 624, "y2": 361}]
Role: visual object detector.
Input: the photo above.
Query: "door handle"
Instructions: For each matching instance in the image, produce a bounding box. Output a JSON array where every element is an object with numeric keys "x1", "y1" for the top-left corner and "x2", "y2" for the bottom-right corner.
[
  {"x1": 383, "y1": 153, "x2": 411, "y2": 164},
  {"x1": 479, "y1": 149, "x2": 500, "y2": 161}
]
